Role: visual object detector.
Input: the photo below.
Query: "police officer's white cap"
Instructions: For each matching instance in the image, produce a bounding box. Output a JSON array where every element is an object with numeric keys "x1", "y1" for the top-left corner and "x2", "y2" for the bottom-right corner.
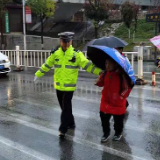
[{"x1": 58, "y1": 32, "x2": 75, "y2": 40}]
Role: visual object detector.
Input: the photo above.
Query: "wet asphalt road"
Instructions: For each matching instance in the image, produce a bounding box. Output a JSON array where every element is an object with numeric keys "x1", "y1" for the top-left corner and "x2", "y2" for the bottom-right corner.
[{"x1": 0, "y1": 68, "x2": 160, "y2": 160}]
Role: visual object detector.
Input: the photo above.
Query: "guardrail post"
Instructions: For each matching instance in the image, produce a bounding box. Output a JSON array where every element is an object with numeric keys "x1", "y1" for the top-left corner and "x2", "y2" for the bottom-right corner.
[
  {"x1": 14, "y1": 46, "x2": 23, "y2": 72},
  {"x1": 152, "y1": 71, "x2": 156, "y2": 86},
  {"x1": 138, "y1": 46, "x2": 143, "y2": 79},
  {"x1": 136, "y1": 46, "x2": 147, "y2": 85},
  {"x1": 145, "y1": 46, "x2": 152, "y2": 60}
]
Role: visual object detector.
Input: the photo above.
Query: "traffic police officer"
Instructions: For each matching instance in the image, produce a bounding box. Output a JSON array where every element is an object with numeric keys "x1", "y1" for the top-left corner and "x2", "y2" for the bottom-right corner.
[{"x1": 34, "y1": 32, "x2": 101, "y2": 138}]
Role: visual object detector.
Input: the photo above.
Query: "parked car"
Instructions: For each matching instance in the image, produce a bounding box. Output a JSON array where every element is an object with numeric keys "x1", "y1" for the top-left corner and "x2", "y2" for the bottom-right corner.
[{"x1": 0, "y1": 52, "x2": 11, "y2": 75}]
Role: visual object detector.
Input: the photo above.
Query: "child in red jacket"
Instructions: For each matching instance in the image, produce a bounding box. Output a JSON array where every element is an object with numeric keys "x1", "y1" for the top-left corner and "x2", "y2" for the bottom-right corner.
[
  {"x1": 115, "y1": 47, "x2": 130, "y2": 108},
  {"x1": 95, "y1": 58, "x2": 133, "y2": 142}
]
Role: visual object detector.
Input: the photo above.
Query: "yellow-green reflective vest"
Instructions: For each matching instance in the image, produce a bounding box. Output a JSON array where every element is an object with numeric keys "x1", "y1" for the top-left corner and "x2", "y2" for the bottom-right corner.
[{"x1": 35, "y1": 45, "x2": 101, "y2": 91}]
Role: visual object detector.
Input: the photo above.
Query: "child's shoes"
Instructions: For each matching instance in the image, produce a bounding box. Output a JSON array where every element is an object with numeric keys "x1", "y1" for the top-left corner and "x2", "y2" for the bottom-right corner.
[
  {"x1": 112, "y1": 134, "x2": 122, "y2": 141},
  {"x1": 101, "y1": 134, "x2": 110, "y2": 143}
]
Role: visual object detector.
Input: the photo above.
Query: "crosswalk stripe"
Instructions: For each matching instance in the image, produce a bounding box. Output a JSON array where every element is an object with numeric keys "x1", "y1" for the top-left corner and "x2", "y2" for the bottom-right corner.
[
  {"x1": 0, "y1": 133, "x2": 57, "y2": 160},
  {"x1": 0, "y1": 111, "x2": 150, "y2": 160},
  {"x1": 13, "y1": 98, "x2": 160, "y2": 137}
]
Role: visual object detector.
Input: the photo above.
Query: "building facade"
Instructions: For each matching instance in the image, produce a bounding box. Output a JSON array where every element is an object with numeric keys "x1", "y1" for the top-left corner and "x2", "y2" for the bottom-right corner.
[
  {"x1": 56, "y1": 0, "x2": 155, "y2": 6},
  {"x1": 0, "y1": 0, "x2": 22, "y2": 34}
]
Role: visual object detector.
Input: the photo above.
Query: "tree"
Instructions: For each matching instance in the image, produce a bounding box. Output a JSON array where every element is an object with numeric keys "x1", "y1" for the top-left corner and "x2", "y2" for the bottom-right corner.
[
  {"x1": 132, "y1": 5, "x2": 140, "y2": 32},
  {"x1": 150, "y1": 0, "x2": 160, "y2": 14},
  {"x1": 84, "y1": 0, "x2": 114, "y2": 38},
  {"x1": 131, "y1": 4, "x2": 140, "y2": 41},
  {"x1": 0, "y1": 0, "x2": 11, "y2": 49},
  {"x1": 120, "y1": 1, "x2": 135, "y2": 39},
  {"x1": 26, "y1": 0, "x2": 56, "y2": 49},
  {"x1": 149, "y1": 0, "x2": 160, "y2": 34}
]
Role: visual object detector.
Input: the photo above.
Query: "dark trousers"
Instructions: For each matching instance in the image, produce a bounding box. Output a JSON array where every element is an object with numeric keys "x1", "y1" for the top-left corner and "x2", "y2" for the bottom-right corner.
[
  {"x1": 56, "y1": 90, "x2": 75, "y2": 134},
  {"x1": 100, "y1": 112, "x2": 125, "y2": 136}
]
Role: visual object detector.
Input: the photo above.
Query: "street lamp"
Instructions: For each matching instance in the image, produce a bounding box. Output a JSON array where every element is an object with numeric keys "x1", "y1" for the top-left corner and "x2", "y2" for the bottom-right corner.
[{"x1": 22, "y1": 0, "x2": 26, "y2": 50}]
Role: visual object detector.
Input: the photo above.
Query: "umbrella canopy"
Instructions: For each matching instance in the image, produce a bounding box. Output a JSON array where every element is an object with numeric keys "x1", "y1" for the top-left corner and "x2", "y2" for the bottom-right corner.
[
  {"x1": 87, "y1": 45, "x2": 136, "y2": 84},
  {"x1": 150, "y1": 35, "x2": 160, "y2": 50},
  {"x1": 92, "y1": 36, "x2": 128, "y2": 48},
  {"x1": 82, "y1": 39, "x2": 96, "y2": 51}
]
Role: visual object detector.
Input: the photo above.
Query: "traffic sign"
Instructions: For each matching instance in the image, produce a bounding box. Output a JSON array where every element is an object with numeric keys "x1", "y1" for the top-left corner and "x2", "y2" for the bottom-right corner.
[
  {"x1": 25, "y1": 6, "x2": 32, "y2": 23},
  {"x1": 146, "y1": 13, "x2": 160, "y2": 22},
  {"x1": 5, "y1": 11, "x2": 9, "y2": 33}
]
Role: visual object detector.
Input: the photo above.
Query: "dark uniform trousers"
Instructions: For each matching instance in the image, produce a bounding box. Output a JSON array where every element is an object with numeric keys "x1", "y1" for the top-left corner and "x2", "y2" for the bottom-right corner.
[
  {"x1": 56, "y1": 90, "x2": 75, "y2": 134},
  {"x1": 100, "y1": 112, "x2": 125, "y2": 135}
]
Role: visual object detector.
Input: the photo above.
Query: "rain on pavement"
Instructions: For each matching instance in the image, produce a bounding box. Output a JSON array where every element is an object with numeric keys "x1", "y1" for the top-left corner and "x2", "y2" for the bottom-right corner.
[{"x1": 0, "y1": 67, "x2": 160, "y2": 160}]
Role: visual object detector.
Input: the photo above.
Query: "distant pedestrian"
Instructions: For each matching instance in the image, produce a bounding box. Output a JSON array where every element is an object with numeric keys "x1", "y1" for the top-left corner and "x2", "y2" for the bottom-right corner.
[
  {"x1": 115, "y1": 47, "x2": 130, "y2": 63},
  {"x1": 34, "y1": 32, "x2": 102, "y2": 138},
  {"x1": 155, "y1": 57, "x2": 160, "y2": 68},
  {"x1": 95, "y1": 58, "x2": 133, "y2": 142}
]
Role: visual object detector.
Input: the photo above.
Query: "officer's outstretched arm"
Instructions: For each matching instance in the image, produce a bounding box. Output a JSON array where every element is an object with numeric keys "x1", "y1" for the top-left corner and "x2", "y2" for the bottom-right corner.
[
  {"x1": 77, "y1": 52, "x2": 101, "y2": 75},
  {"x1": 35, "y1": 54, "x2": 55, "y2": 78}
]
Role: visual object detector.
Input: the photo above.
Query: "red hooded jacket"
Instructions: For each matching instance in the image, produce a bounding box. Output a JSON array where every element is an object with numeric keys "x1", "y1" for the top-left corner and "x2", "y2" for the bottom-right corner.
[{"x1": 96, "y1": 71, "x2": 132, "y2": 115}]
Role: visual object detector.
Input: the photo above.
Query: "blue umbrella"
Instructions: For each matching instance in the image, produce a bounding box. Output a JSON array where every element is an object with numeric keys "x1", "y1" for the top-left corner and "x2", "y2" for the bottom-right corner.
[{"x1": 87, "y1": 45, "x2": 136, "y2": 84}]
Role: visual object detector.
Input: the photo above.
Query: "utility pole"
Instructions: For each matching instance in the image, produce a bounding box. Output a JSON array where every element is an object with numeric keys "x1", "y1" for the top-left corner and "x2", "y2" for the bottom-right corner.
[{"x1": 22, "y1": 0, "x2": 26, "y2": 50}]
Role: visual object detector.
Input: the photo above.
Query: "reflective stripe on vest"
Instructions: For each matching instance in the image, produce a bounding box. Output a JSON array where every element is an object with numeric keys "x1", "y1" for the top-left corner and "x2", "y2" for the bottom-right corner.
[
  {"x1": 45, "y1": 63, "x2": 52, "y2": 69},
  {"x1": 40, "y1": 69, "x2": 45, "y2": 73},
  {"x1": 83, "y1": 62, "x2": 92, "y2": 70},
  {"x1": 56, "y1": 83, "x2": 76, "y2": 87},
  {"x1": 54, "y1": 65, "x2": 62, "y2": 68},
  {"x1": 91, "y1": 66, "x2": 96, "y2": 73},
  {"x1": 64, "y1": 84, "x2": 76, "y2": 87},
  {"x1": 65, "y1": 65, "x2": 79, "y2": 69},
  {"x1": 56, "y1": 82, "x2": 60, "y2": 86},
  {"x1": 73, "y1": 52, "x2": 76, "y2": 57}
]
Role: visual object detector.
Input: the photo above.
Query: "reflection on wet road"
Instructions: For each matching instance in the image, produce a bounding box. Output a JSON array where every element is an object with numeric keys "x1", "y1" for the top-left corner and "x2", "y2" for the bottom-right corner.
[{"x1": 0, "y1": 71, "x2": 160, "y2": 160}]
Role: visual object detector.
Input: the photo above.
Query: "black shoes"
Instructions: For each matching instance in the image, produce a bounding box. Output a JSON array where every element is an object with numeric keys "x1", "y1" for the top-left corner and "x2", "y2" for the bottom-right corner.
[
  {"x1": 59, "y1": 132, "x2": 65, "y2": 139},
  {"x1": 101, "y1": 133, "x2": 122, "y2": 142},
  {"x1": 59, "y1": 124, "x2": 76, "y2": 139},
  {"x1": 59, "y1": 127, "x2": 75, "y2": 139},
  {"x1": 101, "y1": 134, "x2": 110, "y2": 143},
  {"x1": 112, "y1": 134, "x2": 122, "y2": 141}
]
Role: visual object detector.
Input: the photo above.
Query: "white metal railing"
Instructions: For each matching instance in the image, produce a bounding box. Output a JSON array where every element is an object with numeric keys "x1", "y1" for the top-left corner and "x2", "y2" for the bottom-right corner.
[
  {"x1": 1, "y1": 49, "x2": 50, "y2": 68},
  {"x1": 0, "y1": 46, "x2": 143, "y2": 78},
  {"x1": 83, "y1": 51, "x2": 139, "y2": 75},
  {"x1": 123, "y1": 52, "x2": 138, "y2": 69}
]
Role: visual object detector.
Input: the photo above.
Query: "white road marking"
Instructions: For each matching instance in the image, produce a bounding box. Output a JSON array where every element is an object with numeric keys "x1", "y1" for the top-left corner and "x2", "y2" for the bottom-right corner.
[
  {"x1": 1, "y1": 76, "x2": 159, "y2": 160},
  {"x1": 0, "y1": 112, "x2": 151, "y2": 160},
  {"x1": 7, "y1": 98, "x2": 160, "y2": 136},
  {"x1": 0, "y1": 134, "x2": 57, "y2": 160}
]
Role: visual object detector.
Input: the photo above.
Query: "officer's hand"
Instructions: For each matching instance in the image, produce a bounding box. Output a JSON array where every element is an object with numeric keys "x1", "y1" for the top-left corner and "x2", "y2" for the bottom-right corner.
[
  {"x1": 94, "y1": 77, "x2": 100, "y2": 85},
  {"x1": 34, "y1": 76, "x2": 39, "y2": 84},
  {"x1": 99, "y1": 70, "x2": 105, "y2": 75}
]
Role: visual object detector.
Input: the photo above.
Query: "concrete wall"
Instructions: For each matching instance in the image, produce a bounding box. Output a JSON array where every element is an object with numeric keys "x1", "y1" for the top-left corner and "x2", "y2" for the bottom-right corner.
[{"x1": 1, "y1": 35, "x2": 59, "y2": 50}]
